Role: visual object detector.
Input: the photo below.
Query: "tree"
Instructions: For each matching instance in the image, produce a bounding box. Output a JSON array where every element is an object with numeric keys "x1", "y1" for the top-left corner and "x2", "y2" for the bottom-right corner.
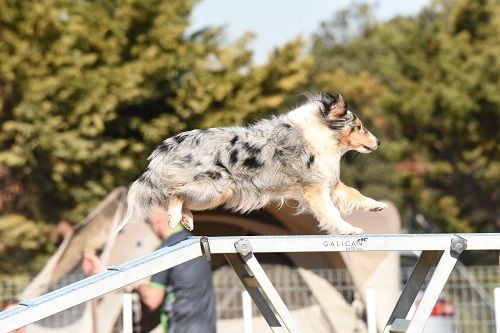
[
  {"x1": 307, "y1": 4, "x2": 404, "y2": 211},
  {"x1": 310, "y1": 0, "x2": 500, "y2": 233},
  {"x1": 0, "y1": 0, "x2": 311, "y2": 273}
]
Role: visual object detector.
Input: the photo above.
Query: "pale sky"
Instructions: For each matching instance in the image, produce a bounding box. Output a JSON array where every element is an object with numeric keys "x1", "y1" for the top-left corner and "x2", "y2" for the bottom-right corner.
[{"x1": 190, "y1": 0, "x2": 430, "y2": 63}]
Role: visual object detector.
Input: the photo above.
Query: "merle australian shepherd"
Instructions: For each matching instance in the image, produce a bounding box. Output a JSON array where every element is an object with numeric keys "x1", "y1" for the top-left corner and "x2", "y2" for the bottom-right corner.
[{"x1": 120, "y1": 93, "x2": 387, "y2": 235}]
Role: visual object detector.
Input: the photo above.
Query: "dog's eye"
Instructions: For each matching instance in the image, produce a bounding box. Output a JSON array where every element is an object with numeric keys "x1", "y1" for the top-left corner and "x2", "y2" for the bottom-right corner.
[{"x1": 355, "y1": 125, "x2": 362, "y2": 131}]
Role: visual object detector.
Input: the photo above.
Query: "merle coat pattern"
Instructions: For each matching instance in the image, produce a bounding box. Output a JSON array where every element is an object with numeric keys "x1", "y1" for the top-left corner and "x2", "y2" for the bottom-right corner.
[{"x1": 121, "y1": 93, "x2": 387, "y2": 234}]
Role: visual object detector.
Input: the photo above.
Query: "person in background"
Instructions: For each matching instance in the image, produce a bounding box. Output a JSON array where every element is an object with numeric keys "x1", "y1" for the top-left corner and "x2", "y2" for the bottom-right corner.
[{"x1": 82, "y1": 208, "x2": 217, "y2": 333}]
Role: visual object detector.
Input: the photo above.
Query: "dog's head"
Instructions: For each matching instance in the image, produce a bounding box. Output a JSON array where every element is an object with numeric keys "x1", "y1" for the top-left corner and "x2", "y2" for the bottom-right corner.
[{"x1": 317, "y1": 92, "x2": 380, "y2": 154}]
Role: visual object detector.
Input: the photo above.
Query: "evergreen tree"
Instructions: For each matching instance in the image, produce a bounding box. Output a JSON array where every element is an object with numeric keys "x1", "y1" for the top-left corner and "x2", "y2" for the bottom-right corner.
[
  {"x1": 0, "y1": 0, "x2": 311, "y2": 273},
  {"x1": 311, "y1": 0, "x2": 499, "y2": 232}
]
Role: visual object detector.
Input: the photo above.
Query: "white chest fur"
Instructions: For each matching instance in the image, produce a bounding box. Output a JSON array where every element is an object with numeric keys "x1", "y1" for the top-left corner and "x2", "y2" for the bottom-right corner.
[{"x1": 287, "y1": 105, "x2": 342, "y2": 186}]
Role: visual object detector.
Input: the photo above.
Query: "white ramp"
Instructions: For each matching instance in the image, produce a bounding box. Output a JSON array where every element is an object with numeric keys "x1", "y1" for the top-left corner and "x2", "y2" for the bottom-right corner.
[{"x1": 0, "y1": 238, "x2": 202, "y2": 333}]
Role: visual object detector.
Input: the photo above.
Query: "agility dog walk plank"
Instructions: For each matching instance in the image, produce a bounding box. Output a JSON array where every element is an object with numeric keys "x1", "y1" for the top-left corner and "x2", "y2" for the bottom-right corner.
[
  {"x1": 0, "y1": 238, "x2": 202, "y2": 333},
  {"x1": 205, "y1": 233, "x2": 498, "y2": 253},
  {"x1": 1, "y1": 233, "x2": 500, "y2": 333}
]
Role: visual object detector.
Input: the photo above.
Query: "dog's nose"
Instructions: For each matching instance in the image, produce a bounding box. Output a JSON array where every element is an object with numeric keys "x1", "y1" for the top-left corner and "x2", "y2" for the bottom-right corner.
[{"x1": 376, "y1": 139, "x2": 381, "y2": 146}]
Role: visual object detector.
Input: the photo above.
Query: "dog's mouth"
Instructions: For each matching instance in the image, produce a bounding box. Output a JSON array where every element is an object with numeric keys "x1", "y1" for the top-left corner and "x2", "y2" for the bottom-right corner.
[{"x1": 362, "y1": 145, "x2": 376, "y2": 152}]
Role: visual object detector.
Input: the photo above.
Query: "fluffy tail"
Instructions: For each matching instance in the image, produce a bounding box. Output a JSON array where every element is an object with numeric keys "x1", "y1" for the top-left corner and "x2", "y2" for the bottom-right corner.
[{"x1": 114, "y1": 171, "x2": 167, "y2": 234}]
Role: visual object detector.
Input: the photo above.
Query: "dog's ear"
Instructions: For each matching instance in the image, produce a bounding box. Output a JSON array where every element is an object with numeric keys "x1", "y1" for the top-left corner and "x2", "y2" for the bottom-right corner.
[{"x1": 320, "y1": 92, "x2": 348, "y2": 119}]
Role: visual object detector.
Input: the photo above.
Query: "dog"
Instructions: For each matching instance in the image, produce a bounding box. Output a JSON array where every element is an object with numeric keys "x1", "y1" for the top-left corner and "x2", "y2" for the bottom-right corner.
[{"x1": 119, "y1": 92, "x2": 387, "y2": 235}]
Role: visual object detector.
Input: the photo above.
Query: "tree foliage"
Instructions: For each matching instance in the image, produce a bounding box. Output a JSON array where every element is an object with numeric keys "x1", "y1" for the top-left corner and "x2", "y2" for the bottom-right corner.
[
  {"x1": 0, "y1": 0, "x2": 311, "y2": 273},
  {"x1": 1, "y1": 0, "x2": 498, "y2": 273},
  {"x1": 311, "y1": 0, "x2": 499, "y2": 233}
]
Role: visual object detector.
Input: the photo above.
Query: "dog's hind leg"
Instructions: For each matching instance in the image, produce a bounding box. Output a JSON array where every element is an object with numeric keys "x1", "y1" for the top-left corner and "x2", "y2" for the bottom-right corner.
[
  {"x1": 302, "y1": 184, "x2": 363, "y2": 235},
  {"x1": 180, "y1": 207, "x2": 193, "y2": 231},
  {"x1": 183, "y1": 182, "x2": 235, "y2": 211},
  {"x1": 166, "y1": 196, "x2": 183, "y2": 229}
]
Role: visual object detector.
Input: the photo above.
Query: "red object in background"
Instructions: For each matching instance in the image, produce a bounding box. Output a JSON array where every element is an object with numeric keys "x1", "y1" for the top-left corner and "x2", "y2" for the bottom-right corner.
[
  {"x1": 416, "y1": 298, "x2": 455, "y2": 317},
  {"x1": 431, "y1": 299, "x2": 455, "y2": 316}
]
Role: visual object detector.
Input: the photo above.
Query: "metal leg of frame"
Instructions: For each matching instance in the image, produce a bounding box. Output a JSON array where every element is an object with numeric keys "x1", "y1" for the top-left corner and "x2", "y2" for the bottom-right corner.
[
  {"x1": 224, "y1": 253, "x2": 285, "y2": 332},
  {"x1": 243, "y1": 253, "x2": 302, "y2": 333},
  {"x1": 404, "y1": 247, "x2": 461, "y2": 333},
  {"x1": 386, "y1": 236, "x2": 466, "y2": 333},
  {"x1": 384, "y1": 250, "x2": 440, "y2": 332},
  {"x1": 224, "y1": 239, "x2": 302, "y2": 333}
]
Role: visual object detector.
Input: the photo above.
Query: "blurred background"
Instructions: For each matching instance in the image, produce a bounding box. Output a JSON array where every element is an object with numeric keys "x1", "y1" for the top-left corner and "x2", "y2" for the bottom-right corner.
[{"x1": 0, "y1": 0, "x2": 499, "y2": 332}]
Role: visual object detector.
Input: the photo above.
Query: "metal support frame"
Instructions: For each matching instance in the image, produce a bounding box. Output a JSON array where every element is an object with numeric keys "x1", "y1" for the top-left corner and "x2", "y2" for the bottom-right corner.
[
  {"x1": 385, "y1": 250, "x2": 440, "y2": 331},
  {"x1": 385, "y1": 236, "x2": 467, "y2": 333},
  {"x1": 0, "y1": 233, "x2": 498, "y2": 333},
  {"x1": 225, "y1": 238, "x2": 301, "y2": 332}
]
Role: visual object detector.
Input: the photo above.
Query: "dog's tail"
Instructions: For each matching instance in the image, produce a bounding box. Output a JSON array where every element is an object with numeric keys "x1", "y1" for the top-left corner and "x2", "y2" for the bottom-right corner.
[{"x1": 114, "y1": 170, "x2": 167, "y2": 234}]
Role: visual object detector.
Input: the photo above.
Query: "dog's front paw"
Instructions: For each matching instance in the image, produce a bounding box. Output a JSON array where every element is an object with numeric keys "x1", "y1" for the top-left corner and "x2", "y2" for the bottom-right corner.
[{"x1": 361, "y1": 198, "x2": 388, "y2": 212}]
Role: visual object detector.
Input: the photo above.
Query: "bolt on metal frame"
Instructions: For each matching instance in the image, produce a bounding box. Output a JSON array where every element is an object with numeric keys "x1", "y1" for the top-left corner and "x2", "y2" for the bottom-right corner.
[{"x1": 0, "y1": 233, "x2": 499, "y2": 333}]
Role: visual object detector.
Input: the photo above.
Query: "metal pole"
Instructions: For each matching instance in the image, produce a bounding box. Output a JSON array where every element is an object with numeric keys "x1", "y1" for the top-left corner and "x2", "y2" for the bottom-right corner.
[
  {"x1": 405, "y1": 249, "x2": 460, "y2": 333},
  {"x1": 385, "y1": 251, "x2": 439, "y2": 329},
  {"x1": 242, "y1": 290, "x2": 253, "y2": 333},
  {"x1": 495, "y1": 288, "x2": 500, "y2": 333},
  {"x1": 365, "y1": 288, "x2": 377, "y2": 333},
  {"x1": 224, "y1": 253, "x2": 285, "y2": 332},
  {"x1": 243, "y1": 255, "x2": 301, "y2": 333},
  {"x1": 122, "y1": 292, "x2": 133, "y2": 333}
]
